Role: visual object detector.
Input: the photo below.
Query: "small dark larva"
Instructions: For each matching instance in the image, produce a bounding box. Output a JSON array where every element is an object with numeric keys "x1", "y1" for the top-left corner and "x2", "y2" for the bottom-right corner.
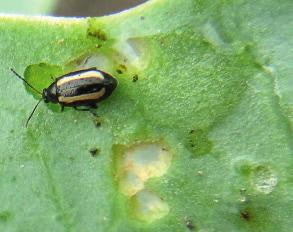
[{"x1": 10, "y1": 67, "x2": 118, "y2": 127}]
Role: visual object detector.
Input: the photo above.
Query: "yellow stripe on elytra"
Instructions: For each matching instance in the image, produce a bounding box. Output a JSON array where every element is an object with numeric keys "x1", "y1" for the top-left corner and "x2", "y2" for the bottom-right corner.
[
  {"x1": 57, "y1": 71, "x2": 104, "y2": 87},
  {"x1": 58, "y1": 88, "x2": 106, "y2": 103}
]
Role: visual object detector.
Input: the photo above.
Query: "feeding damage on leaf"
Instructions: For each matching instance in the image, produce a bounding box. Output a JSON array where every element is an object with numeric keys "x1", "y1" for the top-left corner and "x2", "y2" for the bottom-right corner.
[{"x1": 114, "y1": 141, "x2": 172, "y2": 223}]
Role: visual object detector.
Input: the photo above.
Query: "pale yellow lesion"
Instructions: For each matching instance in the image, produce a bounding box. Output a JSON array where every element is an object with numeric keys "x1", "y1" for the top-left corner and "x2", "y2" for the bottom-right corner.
[
  {"x1": 123, "y1": 143, "x2": 171, "y2": 185},
  {"x1": 58, "y1": 88, "x2": 105, "y2": 103},
  {"x1": 132, "y1": 190, "x2": 170, "y2": 223},
  {"x1": 116, "y1": 142, "x2": 172, "y2": 223},
  {"x1": 56, "y1": 70, "x2": 104, "y2": 87},
  {"x1": 119, "y1": 171, "x2": 145, "y2": 196}
]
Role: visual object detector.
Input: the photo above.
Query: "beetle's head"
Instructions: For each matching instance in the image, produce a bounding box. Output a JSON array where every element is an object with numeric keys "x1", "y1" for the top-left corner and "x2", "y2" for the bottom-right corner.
[
  {"x1": 42, "y1": 89, "x2": 49, "y2": 103},
  {"x1": 105, "y1": 75, "x2": 118, "y2": 89}
]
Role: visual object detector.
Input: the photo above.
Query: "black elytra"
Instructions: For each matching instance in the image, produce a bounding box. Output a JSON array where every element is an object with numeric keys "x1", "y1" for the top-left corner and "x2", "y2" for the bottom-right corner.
[{"x1": 10, "y1": 67, "x2": 118, "y2": 127}]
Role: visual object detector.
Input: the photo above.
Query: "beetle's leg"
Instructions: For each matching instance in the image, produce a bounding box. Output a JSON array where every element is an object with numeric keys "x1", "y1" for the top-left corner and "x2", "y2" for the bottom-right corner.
[
  {"x1": 74, "y1": 104, "x2": 97, "y2": 115},
  {"x1": 88, "y1": 103, "x2": 98, "y2": 116},
  {"x1": 61, "y1": 104, "x2": 65, "y2": 112},
  {"x1": 90, "y1": 103, "x2": 97, "y2": 109},
  {"x1": 74, "y1": 106, "x2": 91, "y2": 111},
  {"x1": 90, "y1": 108, "x2": 98, "y2": 116}
]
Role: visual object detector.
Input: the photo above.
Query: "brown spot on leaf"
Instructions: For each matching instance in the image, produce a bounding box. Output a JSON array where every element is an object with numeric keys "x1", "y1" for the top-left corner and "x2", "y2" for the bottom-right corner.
[
  {"x1": 88, "y1": 28, "x2": 107, "y2": 41},
  {"x1": 119, "y1": 64, "x2": 127, "y2": 72}
]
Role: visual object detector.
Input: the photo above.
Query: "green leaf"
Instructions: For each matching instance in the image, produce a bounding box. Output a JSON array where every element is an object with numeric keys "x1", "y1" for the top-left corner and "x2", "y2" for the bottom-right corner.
[{"x1": 0, "y1": 0, "x2": 292, "y2": 231}]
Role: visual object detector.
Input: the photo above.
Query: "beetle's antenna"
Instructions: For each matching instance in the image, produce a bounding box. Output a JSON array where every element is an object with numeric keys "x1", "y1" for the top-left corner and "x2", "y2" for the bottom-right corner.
[
  {"x1": 25, "y1": 98, "x2": 42, "y2": 127},
  {"x1": 10, "y1": 68, "x2": 42, "y2": 95}
]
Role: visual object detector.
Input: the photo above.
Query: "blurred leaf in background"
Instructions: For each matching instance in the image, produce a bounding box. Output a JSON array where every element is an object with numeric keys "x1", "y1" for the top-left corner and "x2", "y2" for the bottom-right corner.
[
  {"x1": 0, "y1": 0, "x2": 56, "y2": 15},
  {"x1": 53, "y1": 0, "x2": 148, "y2": 17},
  {"x1": 0, "y1": 0, "x2": 148, "y2": 16}
]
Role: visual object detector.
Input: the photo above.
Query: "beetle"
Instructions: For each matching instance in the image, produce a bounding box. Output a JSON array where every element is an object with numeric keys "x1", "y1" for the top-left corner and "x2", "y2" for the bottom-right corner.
[{"x1": 10, "y1": 67, "x2": 118, "y2": 127}]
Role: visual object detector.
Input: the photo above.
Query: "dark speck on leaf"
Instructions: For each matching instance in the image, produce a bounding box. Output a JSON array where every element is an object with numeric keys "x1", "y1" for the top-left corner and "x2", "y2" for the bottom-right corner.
[
  {"x1": 132, "y1": 74, "x2": 138, "y2": 82},
  {"x1": 116, "y1": 69, "x2": 123, "y2": 74},
  {"x1": 89, "y1": 148, "x2": 100, "y2": 157},
  {"x1": 241, "y1": 210, "x2": 251, "y2": 221},
  {"x1": 92, "y1": 114, "x2": 102, "y2": 128},
  {"x1": 94, "y1": 116, "x2": 101, "y2": 128},
  {"x1": 95, "y1": 120, "x2": 101, "y2": 127},
  {"x1": 185, "y1": 218, "x2": 195, "y2": 230}
]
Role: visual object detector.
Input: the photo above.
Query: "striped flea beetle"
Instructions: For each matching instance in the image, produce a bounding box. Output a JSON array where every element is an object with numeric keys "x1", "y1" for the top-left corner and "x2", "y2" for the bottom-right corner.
[{"x1": 10, "y1": 67, "x2": 118, "y2": 127}]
